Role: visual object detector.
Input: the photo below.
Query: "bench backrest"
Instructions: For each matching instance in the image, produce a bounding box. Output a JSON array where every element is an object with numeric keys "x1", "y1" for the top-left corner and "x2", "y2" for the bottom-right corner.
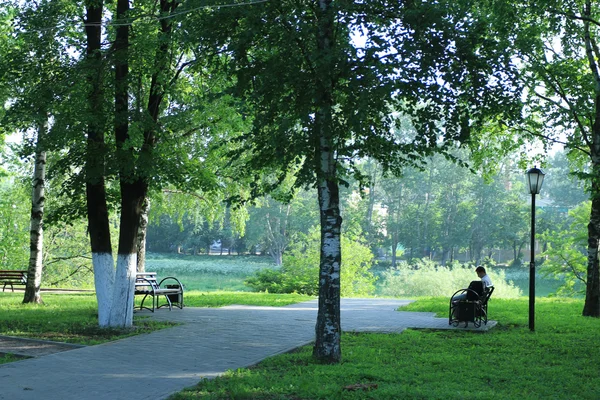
[
  {"x1": 0, "y1": 270, "x2": 27, "y2": 283},
  {"x1": 135, "y1": 272, "x2": 159, "y2": 290},
  {"x1": 482, "y1": 286, "x2": 494, "y2": 305}
]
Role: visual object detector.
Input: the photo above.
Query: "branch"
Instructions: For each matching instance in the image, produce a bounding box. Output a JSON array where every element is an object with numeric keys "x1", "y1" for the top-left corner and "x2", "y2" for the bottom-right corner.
[
  {"x1": 547, "y1": 8, "x2": 600, "y2": 28},
  {"x1": 583, "y1": 1, "x2": 600, "y2": 85},
  {"x1": 46, "y1": 265, "x2": 93, "y2": 287},
  {"x1": 534, "y1": 60, "x2": 593, "y2": 149},
  {"x1": 558, "y1": 253, "x2": 587, "y2": 284},
  {"x1": 45, "y1": 254, "x2": 92, "y2": 266},
  {"x1": 162, "y1": 189, "x2": 206, "y2": 201}
]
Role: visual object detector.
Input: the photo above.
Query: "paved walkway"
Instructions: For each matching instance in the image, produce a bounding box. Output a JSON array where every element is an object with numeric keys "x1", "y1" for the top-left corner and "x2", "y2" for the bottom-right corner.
[{"x1": 0, "y1": 299, "x2": 496, "y2": 400}]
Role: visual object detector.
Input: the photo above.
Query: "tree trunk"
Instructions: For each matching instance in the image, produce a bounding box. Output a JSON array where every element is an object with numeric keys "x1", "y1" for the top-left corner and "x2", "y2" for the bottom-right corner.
[
  {"x1": 391, "y1": 230, "x2": 398, "y2": 268},
  {"x1": 109, "y1": 0, "x2": 135, "y2": 328},
  {"x1": 312, "y1": 0, "x2": 342, "y2": 364},
  {"x1": 365, "y1": 165, "x2": 377, "y2": 241},
  {"x1": 583, "y1": 1, "x2": 600, "y2": 317},
  {"x1": 585, "y1": 189, "x2": 600, "y2": 316},
  {"x1": 314, "y1": 174, "x2": 342, "y2": 364},
  {"x1": 136, "y1": 198, "x2": 149, "y2": 272},
  {"x1": 110, "y1": 180, "x2": 145, "y2": 327},
  {"x1": 84, "y1": 0, "x2": 115, "y2": 327},
  {"x1": 23, "y1": 119, "x2": 47, "y2": 304}
]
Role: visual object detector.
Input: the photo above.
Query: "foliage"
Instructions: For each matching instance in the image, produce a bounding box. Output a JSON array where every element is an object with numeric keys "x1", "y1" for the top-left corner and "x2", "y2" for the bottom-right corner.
[
  {"x1": 0, "y1": 177, "x2": 29, "y2": 270},
  {"x1": 540, "y1": 201, "x2": 589, "y2": 296},
  {"x1": 245, "y1": 230, "x2": 376, "y2": 296},
  {"x1": 171, "y1": 297, "x2": 600, "y2": 400},
  {"x1": 379, "y1": 259, "x2": 522, "y2": 298}
]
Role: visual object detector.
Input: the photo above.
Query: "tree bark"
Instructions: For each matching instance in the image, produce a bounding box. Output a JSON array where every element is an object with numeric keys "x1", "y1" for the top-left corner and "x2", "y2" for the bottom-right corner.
[
  {"x1": 312, "y1": 0, "x2": 341, "y2": 364},
  {"x1": 23, "y1": 118, "x2": 47, "y2": 304},
  {"x1": 584, "y1": 184, "x2": 600, "y2": 316},
  {"x1": 314, "y1": 167, "x2": 342, "y2": 363},
  {"x1": 136, "y1": 198, "x2": 149, "y2": 272},
  {"x1": 84, "y1": 0, "x2": 115, "y2": 327}
]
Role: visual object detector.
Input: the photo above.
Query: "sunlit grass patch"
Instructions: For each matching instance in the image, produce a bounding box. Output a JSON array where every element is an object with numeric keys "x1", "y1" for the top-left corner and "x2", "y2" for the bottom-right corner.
[
  {"x1": 170, "y1": 297, "x2": 600, "y2": 400},
  {"x1": 184, "y1": 291, "x2": 314, "y2": 307},
  {"x1": 0, "y1": 293, "x2": 175, "y2": 345}
]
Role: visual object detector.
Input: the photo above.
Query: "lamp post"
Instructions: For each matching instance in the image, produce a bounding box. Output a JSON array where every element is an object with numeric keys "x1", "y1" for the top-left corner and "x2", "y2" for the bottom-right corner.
[{"x1": 526, "y1": 167, "x2": 545, "y2": 332}]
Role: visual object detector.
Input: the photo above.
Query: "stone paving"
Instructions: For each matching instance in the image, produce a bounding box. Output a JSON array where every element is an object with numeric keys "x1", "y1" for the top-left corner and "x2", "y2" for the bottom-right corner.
[{"x1": 0, "y1": 298, "x2": 496, "y2": 400}]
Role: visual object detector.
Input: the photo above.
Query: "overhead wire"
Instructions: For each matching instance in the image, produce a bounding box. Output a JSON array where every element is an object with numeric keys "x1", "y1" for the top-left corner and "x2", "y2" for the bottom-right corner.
[{"x1": 10, "y1": 0, "x2": 269, "y2": 33}]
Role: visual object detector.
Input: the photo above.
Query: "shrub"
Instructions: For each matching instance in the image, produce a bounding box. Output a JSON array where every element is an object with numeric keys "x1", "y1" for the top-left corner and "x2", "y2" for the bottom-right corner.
[
  {"x1": 245, "y1": 229, "x2": 376, "y2": 296},
  {"x1": 379, "y1": 258, "x2": 522, "y2": 298}
]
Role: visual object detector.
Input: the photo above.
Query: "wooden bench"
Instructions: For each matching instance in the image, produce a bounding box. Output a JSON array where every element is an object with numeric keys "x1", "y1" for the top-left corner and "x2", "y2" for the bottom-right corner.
[
  {"x1": 134, "y1": 272, "x2": 184, "y2": 312},
  {"x1": 0, "y1": 270, "x2": 28, "y2": 292}
]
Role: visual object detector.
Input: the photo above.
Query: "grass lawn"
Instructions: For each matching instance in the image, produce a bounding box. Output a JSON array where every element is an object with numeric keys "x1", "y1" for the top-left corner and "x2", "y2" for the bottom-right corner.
[{"x1": 170, "y1": 297, "x2": 600, "y2": 400}]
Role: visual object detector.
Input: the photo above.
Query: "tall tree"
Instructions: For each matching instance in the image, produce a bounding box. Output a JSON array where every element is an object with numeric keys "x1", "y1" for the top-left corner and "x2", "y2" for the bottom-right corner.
[
  {"x1": 0, "y1": 0, "x2": 76, "y2": 304},
  {"x1": 195, "y1": 0, "x2": 520, "y2": 362},
  {"x1": 493, "y1": 0, "x2": 600, "y2": 316},
  {"x1": 84, "y1": 0, "x2": 115, "y2": 326}
]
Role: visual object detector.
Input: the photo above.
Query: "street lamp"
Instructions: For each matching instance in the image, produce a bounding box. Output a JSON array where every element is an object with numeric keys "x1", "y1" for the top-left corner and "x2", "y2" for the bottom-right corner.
[{"x1": 526, "y1": 166, "x2": 545, "y2": 331}]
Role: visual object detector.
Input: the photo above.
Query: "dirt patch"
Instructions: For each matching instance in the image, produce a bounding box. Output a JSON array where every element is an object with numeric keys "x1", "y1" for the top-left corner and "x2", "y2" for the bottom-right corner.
[{"x1": 0, "y1": 335, "x2": 85, "y2": 358}]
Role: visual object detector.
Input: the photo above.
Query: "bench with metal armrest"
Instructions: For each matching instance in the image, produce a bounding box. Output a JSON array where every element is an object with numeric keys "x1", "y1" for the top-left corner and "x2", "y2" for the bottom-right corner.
[
  {"x1": 449, "y1": 285, "x2": 494, "y2": 328},
  {"x1": 134, "y1": 272, "x2": 184, "y2": 312}
]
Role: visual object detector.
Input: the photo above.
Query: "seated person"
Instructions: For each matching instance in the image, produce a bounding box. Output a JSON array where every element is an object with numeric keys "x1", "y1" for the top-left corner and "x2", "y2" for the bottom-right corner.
[
  {"x1": 452, "y1": 266, "x2": 493, "y2": 302},
  {"x1": 476, "y1": 266, "x2": 493, "y2": 290}
]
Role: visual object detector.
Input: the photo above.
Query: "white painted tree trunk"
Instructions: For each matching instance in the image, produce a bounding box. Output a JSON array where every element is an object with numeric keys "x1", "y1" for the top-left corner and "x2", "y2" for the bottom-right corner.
[
  {"x1": 109, "y1": 254, "x2": 137, "y2": 327},
  {"x1": 93, "y1": 253, "x2": 115, "y2": 327}
]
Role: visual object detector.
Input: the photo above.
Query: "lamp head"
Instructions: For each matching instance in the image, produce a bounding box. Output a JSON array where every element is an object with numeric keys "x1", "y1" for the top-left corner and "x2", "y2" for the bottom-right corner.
[{"x1": 526, "y1": 167, "x2": 545, "y2": 195}]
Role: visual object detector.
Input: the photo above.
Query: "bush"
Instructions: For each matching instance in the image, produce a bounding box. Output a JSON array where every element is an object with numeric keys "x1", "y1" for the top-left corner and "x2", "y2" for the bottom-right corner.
[
  {"x1": 245, "y1": 229, "x2": 376, "y2": 296},
  {"x1": 379, "y1": 258, "x2": 522, "y2": 298}
]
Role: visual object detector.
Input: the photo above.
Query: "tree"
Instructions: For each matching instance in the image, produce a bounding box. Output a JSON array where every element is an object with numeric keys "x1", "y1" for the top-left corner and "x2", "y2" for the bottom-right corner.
[
  {"x1": 540, "y1": 201, "x2": 589, "y2": 295},
  {"x1": 493, "y1": 0, "x2": 600, "y2": 316},
  {"x1": 195, "y1": 0, "x2": 520, "y2": 362},
  {"x1": 0, "y1": 0, "x2": 77, "y2": 304}
]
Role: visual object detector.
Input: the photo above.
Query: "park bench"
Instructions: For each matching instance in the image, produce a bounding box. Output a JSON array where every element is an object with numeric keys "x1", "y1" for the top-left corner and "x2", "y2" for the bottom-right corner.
[
  {"x1": 134, "y1": 272, "x2": 184, "y2": 312},
  {"x1": 0, "y1": 270, "x2": 28, "y2": 292},
  {"x1": 449, "y1": 283, "x2": 494, "y2": 328}
]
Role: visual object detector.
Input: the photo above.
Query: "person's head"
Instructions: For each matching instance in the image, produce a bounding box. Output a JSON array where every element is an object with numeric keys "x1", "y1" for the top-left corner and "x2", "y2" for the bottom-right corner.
[{"x1": 475, "y1": 266, "x2": 486, "y2": 278}]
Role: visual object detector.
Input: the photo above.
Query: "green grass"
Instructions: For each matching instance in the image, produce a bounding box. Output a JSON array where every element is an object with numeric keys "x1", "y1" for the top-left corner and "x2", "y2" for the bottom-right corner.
[
  {"x1": 0, "y1": 293, "x2": 176, "y2": 345},
  {"x1": 170, "y1": 297, "x2": 600, "y2": 400},
  {"x1": 185, "y1": 291, "x2": 313, "y2": 307},
  {"x1": 145, "y1": 254, "x2": 276, "y2": 292},
  {"x1": 0, "y1": 353, "x2": 29, "y2": 364}
]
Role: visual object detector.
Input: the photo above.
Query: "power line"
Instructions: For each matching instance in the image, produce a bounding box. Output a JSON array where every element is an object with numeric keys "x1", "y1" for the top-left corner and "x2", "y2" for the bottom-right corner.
[{"x1": 12, "y1": 0, "x2": 269, "y2": 33}]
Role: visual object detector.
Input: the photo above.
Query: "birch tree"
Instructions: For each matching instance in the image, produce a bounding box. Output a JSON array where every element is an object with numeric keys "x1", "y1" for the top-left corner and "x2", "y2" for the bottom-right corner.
[
  {"x1": 0, "y1": 0, "x2": 75, "y2": 304},
  {"x1": 194, "y1": 0, "x2": 520, "y2": 362}
]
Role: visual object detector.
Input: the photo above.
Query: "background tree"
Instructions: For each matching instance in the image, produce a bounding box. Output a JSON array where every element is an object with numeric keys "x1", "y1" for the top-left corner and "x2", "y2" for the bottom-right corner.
[{"x1": 0, "y1": 0, "x2": 80, "y2": 303}]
